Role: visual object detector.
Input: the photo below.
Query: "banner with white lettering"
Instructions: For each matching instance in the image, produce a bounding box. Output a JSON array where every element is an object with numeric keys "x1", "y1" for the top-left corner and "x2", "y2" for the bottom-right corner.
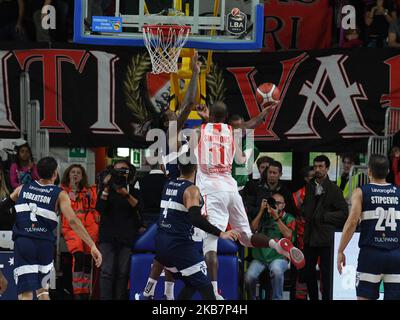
[
  {"x1": 263, "y1": 0, "x2": 333, "y2": 52},
  {"x1": 0, "y1": 44, "x2": 398, "y2": 152}
]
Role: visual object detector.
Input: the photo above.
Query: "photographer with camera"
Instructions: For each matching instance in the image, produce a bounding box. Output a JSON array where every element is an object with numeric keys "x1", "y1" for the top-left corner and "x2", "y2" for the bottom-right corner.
[
  {"x1": 245, "y1": 193, "x2": 297, "y2": 300},
  {"x1": 96, "y1": 159, "x2": 144, "y2": 300},
  {"x1": 246, "y1": 160, "x2": 296, "y2": 221}
]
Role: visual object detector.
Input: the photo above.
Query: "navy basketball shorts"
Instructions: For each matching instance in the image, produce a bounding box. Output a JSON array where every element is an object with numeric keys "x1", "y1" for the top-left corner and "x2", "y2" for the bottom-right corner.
[
  {"x1": 155, "y1": 240, "x2": 210, "y2": 289},
  {"x1": 13, "y1": 237, "x2": 54, "y2": 294},
  {"x1": 356, "y1": 246, "x2": 400, "y2": 300}
]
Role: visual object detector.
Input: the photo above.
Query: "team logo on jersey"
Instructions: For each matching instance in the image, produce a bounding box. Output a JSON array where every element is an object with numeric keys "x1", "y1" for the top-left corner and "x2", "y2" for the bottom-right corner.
[{"x1": 199, "y1": 262, "x2": 207, "y2": 276}]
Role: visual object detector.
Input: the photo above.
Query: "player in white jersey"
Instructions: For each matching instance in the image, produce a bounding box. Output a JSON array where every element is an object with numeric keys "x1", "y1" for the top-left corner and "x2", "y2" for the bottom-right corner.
[{"x1": 196, "y1": 101, "x2": 305, "y2": 299}]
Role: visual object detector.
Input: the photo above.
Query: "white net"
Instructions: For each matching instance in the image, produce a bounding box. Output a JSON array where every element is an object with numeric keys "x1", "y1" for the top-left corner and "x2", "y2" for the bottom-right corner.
[{"x1": 142, "y1": 25, "x2": 191, "y2": 74}]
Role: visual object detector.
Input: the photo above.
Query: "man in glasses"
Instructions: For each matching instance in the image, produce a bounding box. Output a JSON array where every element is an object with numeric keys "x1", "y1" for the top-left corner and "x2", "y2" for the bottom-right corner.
[{"x1": 245, "y1": 192, "x2": 297, "y2": 300}]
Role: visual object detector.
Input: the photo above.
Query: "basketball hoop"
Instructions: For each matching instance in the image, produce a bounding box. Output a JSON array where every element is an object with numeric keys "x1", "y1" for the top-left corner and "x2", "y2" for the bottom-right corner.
[{"x1": 142, "y1": 24, "x2": 191, "y2": 74}]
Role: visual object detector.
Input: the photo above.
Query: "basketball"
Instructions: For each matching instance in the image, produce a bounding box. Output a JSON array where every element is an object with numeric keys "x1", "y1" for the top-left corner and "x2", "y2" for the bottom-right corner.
[
  {"x1": 231, "y1": 7, "x2": 240, "y2": 16},
  {"x1": 256, "y1": 83, "x2": 280, "y2": 108}
]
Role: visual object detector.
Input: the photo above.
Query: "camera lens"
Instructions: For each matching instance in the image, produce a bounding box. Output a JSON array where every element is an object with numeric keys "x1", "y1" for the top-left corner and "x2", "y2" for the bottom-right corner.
[{"x1": 267, "y1": 197, "x2": 277, "y2": 209}]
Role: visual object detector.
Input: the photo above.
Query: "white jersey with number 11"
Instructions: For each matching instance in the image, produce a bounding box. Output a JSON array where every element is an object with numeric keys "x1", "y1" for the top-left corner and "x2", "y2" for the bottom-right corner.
[{"x1": 196, "y1": 123, "x2": 238, "y2": 195}]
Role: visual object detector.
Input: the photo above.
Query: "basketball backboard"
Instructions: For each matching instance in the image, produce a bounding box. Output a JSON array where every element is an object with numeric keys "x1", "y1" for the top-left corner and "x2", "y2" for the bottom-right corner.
[{"x1": 73, "y1": 0, "x2": 264, "y2": 50}]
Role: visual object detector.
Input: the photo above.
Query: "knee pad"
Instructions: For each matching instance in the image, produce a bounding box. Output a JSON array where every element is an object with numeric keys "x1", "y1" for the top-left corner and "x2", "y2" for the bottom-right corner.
[{"x1": 202, "y1": 234, "x2": 218, "y2": 255}]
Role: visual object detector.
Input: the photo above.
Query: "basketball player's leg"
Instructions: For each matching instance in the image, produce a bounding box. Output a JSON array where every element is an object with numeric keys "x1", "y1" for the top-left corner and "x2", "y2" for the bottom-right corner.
[
  {"x1": 14, "y1": 237, "x2": 41, "y2": 300},
  {"x1": 178, "y1": 278, "x2": 216, "y2": 300},
  {"x1": 135, "y1": 258, "x2": 165, "y2": 300},
  {"x1": 382, "y1": 248, "x2": 400, "y2": 300},
  {"x1": 145, "y1": 260, "x2": 175, "y2": 300},
  {"x1": 174, "y1": 245, "x2": 215, "y2": 300},
  {"x1": 36, "y1": 239, "x2": 56, "y2": 300},
  {"x1": 228, "y1": 192, "x2": 305, "y2": 269},
  {"x1": 201, "y1": 192, "x2": 230, "y2": 298},
  {"x1": 18, "y1": 291, "x2": 34, "y2": 300},
  {"x1": 356, "y1": 247, "x2": 382, "y2": 300},
  {"x1": 228, "y1": 191, "x2": 270, "y2": 247},
  {"x1": 177, "y1": 284, "x2": 196, "y2": 300},
  {"x1": 36, "y1": 287, "x2": 50, "y2": 300}
]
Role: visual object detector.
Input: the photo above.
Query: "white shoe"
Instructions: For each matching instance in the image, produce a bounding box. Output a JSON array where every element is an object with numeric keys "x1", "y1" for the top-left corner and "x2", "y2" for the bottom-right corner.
[{"x1": 215, "y1": 293, "x2": 225, "y2": 300}]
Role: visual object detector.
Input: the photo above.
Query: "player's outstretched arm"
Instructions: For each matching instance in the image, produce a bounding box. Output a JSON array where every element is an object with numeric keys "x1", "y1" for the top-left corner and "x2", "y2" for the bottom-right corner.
[
  {"x1": 59, "y1": 191, "x2": 102, "y2": 267},
  {"x1": 242, "y1": 100, "x2": 279, "y2": 130},
  {"x1": 0, "y1": 185, "x2": 22, "y2": 213},
  {"x1": 176, "y1": 51, "x2": 201, "y2": 132},
  {"x1": 184, "y1": 186, "x2": 240, "y2": 241},
  {"x1": 337, "y1": 188, "x2": 363, "y2": 274}
]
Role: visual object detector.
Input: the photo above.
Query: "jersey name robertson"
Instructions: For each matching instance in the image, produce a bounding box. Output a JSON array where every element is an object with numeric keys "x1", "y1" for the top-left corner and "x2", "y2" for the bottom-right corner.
[
  {"x1": 359, "y1": 183, "x2": 400, "y2": 250},
  {"x1": 13, "y1": 181, "x2": 62, "y2": 242}
]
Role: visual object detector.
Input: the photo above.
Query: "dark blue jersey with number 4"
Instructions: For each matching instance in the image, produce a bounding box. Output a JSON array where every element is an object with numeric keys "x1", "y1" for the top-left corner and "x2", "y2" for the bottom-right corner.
[
  {"x1": 157, "y1": 178, "x2": 203, "y2": 244},
  {"x1": 359, "y1": 183, "x2": 400, "y2": 250}
]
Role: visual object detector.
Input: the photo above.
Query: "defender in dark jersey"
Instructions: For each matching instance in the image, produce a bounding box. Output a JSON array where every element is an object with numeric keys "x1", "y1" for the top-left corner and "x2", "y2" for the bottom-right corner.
[
  {"x1": 338, "y1": 154, "x2": 400, "y2": 300},
  {"x1": 138, "y1": 155, "x2": 239, "y2": 300},
  {"x1": 136, "y1": 52, "x2": 201, "y2": 300},
  {"x1": 4, "y1": 157, "x2": 102, "y2": 300}
]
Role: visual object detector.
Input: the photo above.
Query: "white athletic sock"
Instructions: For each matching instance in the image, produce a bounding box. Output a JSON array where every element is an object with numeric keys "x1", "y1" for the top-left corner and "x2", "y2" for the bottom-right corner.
[
  {"x1": 164, "y1": 281, "x2": 175, "y2": 300},
  {"x1": 211, "y1": 281, "x2": 218, "y2": 295},
  {"x1": 143, "y1": 278, "x2": 157, "y2": 297}
]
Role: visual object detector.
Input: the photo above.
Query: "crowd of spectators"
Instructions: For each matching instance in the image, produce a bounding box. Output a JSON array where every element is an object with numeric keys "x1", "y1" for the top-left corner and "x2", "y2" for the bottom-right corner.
[
  {"x1": 0, "y1": 0, "x2": 114, "y2": 42},
  {"x1": 0, "y1": 140, "x2": 358, "y2": 300},
  {"x1": 337, "y1": 0, "x2": 400, "y2": 48},
  {"x1": 2, "y1": 0, "x2": 400, "y2": 49},
  {"x1": 0, "y1": 143, "x2": 146, "y2": 300}
]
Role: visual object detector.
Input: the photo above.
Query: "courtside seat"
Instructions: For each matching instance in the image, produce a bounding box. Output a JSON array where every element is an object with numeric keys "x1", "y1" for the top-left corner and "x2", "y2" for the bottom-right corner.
[
  {"x1": 133, "y1": 223, "x2": 239, "y2": 255},
  {"x1": 130, "y1": 226, "x2": 239, "y2": 300}
]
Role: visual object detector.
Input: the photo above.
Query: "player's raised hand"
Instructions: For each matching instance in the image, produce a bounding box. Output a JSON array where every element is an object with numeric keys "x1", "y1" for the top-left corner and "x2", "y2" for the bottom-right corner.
[
  {"x1": 220, "y1": 230, "x2": 241, "y2": 242},
  {"x1": 337, "y1": 251, "x2": 346, "y2": 275},
  {"x1": 196, "y1": 104, "x2": 209, "y2": 121},
  {"x1": 263, "y1": 100, "x2": 280, "y2": 113}
]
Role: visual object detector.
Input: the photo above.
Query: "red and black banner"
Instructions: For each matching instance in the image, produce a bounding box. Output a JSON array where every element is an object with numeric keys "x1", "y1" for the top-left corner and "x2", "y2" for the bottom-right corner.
[
  {"x1": 263, "y1": 0, "x2": 333, "y2": 51},
  {"x1": 0, "y1": 43, "x2": 399, "y2": 152}
]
